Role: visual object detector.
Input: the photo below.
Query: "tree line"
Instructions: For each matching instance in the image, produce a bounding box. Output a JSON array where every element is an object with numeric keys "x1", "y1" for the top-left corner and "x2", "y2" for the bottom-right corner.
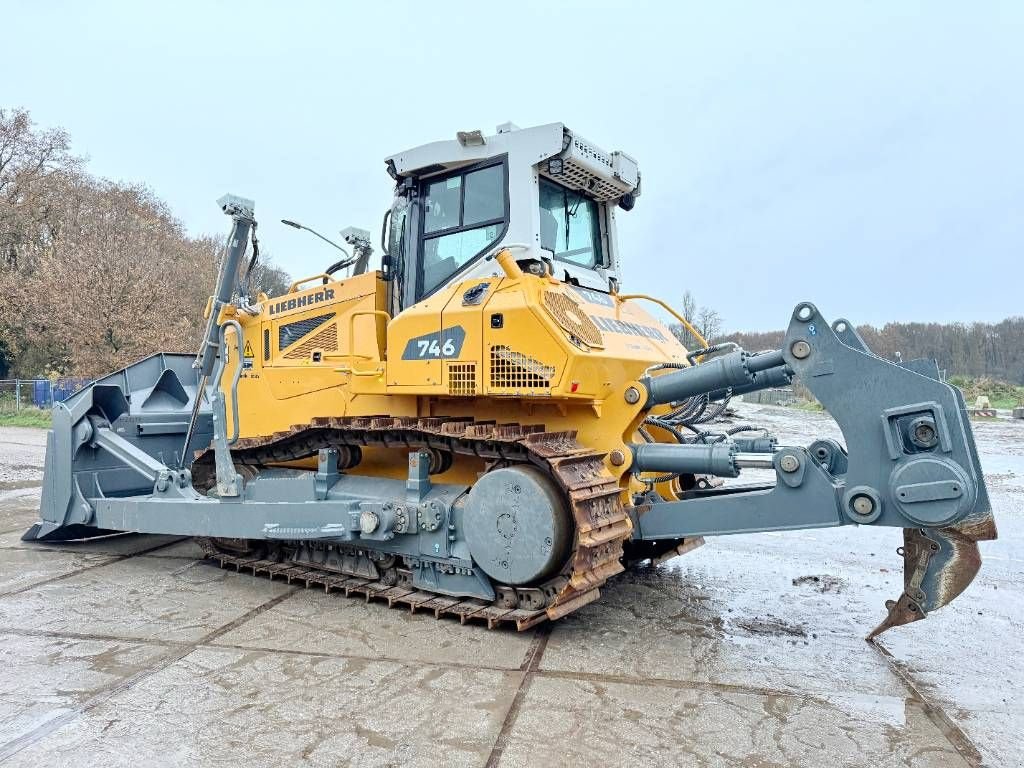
[
  {"x1": 672, "y1": 295, "x2": 1024, "y2": 385},
  {"x1": 0, "y1": 108, "x2": 289, "y2": 379}
]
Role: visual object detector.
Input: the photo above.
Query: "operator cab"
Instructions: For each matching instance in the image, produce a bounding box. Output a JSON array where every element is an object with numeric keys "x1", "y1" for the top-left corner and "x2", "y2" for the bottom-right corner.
[{"x1": 381, "y1": 122, "x2": 640, "y2": 314}]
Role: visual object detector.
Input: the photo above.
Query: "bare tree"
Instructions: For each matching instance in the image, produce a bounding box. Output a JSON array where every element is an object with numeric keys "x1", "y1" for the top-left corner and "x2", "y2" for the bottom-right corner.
[
  {"x1": 670, "y1": 290, "x2": 723, "y2": 349},
  {"x1": 681, "y1": 290, "x2": 697, "y2": 325},
  {"x1": 247, "y1": 258, "x2": 291, "y2": 298},
  {"x1": 695, "y1": 305, "x2": 722, "y2": 342}
]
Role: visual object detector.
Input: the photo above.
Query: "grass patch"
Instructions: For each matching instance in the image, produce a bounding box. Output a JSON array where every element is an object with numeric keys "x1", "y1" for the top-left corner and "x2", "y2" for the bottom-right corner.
[
  {"x1": 0, "y1": 408, "x2": 52, "y2": 428},
  {"x1": 986, "y1": 397, "x2": 1021, "y2": 410},
  {"x1": 949, "y1": 376, "x2": 1024, "y2": 409},
  {"x1": 791, "y1": 400, "x2": 825, "y2": 412}
]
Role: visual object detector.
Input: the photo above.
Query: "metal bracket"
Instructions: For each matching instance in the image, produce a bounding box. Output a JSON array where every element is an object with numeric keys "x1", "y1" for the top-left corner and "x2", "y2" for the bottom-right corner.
[
  {"x1": 406, "y1": 450, "x2": 432, "y2": 502},
  {"x1": 210, "y1": 320, "x2": 244, "y2": 498},
  {"x1": 315, "y1": 449, "x2": 340, "y2": 500}
]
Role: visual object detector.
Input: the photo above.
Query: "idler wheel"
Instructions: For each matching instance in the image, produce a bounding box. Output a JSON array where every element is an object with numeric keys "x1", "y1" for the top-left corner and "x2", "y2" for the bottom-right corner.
[{"x1": 463, "y1": 465, "x2": 572, "y2": 585}]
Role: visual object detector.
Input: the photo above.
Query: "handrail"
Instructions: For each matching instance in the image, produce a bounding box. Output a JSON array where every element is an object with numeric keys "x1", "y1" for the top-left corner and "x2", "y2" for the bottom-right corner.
[
  {"x1": 617, "y1": 293, "x2": 709, "y2": 350},
  {"x1": 334, "y1": 309, "x2": 391, "y2": 376},
  {"x1": 288, "y1": 273, "x2": 335, "y2": 293}
]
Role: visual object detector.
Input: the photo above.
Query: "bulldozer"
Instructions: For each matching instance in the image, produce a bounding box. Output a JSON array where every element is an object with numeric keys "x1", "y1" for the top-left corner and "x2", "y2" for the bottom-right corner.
[{"x1": 25, "y1": 122, "x2": 996, "y2": 637}]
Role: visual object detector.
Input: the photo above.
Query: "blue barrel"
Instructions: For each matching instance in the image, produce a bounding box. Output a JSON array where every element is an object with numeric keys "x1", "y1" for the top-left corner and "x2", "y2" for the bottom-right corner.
[
  {"x1": 53, "y1": 377, "x2": 88, "y2": 403},
  {"x1": 32, "y1": 380, "x2": 51, "y2": 408}
]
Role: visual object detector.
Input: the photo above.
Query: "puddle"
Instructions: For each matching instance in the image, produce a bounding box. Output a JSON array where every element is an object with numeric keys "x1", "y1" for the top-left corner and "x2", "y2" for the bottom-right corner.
[{"x1": 0, "y1": 478, "x2": 42, "y2": 493}]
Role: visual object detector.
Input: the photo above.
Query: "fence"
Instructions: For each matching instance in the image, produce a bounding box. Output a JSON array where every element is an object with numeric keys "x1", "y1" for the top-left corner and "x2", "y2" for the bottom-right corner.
[
  {"x1": 0, "y1": 378, "x2": 90, "y2": 413},
  {"x1": 741, "y1": 387, "x2": 799, "y2": 406}
]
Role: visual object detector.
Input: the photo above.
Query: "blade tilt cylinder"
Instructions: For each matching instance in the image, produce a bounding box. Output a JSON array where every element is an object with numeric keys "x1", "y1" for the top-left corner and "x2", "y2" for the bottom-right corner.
[{"x1": 630, "y1": 442, "x2": 740, "y2": 478}]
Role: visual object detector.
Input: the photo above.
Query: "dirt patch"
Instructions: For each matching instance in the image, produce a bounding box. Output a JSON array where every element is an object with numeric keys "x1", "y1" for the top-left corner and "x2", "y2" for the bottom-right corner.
[
  {"x1": 733, "y1": 615, "x2": 807, "y2": 638},
  {"x1": 792, "y1": 574, "x2": 846, "y2": 593}
]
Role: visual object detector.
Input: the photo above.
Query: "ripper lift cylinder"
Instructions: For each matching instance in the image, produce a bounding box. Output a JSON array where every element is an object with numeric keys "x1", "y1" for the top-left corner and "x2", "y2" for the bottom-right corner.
[
  {"x1": 641, "y1": 349, "x2": 791, "y2": 408},
  {"x1": 641, "y1": 351, "x2": 753, "y2": 407}
]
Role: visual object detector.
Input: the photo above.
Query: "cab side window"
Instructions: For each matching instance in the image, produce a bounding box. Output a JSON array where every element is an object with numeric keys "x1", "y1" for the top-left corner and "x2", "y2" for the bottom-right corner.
[{"x1": 419, "y1": 162, "x2": 507, "y2": 299}]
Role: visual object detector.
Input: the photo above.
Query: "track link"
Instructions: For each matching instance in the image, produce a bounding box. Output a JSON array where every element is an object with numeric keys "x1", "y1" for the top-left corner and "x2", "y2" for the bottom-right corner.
[{"x1": 194, "y1": 415, "x2": 633, "y2": 630}]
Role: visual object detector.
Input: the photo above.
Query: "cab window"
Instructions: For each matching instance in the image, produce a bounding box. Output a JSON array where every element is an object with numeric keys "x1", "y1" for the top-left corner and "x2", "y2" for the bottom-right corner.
[
  {"x1": 539, "y1": 177, "x2": 603, "y2": 268},
  {"x1": 419, "y1": 161, "x2": 507, "y2": 298}
]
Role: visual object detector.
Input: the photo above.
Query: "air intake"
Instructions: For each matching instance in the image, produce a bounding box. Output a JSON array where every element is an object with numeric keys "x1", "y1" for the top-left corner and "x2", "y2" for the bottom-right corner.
[
  {"x1": 447, "y1": 362, "x2": 477, "y2": 396},
  {"x1": 543, "y1": 291, "x2": 604, "y2": 348},
  {"x1": 284, "y1": 324, "x2": 338, "y2": 359},
  {"x1": 278, "y1": 313, "x2": 336, "y2": 351},
  {"x1": 489, "y1": 346, "x2": 554, "y2": 393}
]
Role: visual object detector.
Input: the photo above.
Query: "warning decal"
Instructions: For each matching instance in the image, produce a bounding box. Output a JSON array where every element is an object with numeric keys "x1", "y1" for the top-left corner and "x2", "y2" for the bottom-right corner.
[{"x1": 242, "y1": 339, "x2": 255, "y2": 370}]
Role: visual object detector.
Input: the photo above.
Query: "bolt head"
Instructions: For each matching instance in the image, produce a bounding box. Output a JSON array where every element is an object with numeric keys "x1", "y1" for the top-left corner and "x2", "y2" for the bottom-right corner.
[
  {"x1": 779, "y1": 454, "x2": 800, "y2": 473},
  {"x1": 609, "y1": 449, "x2": 626, "y2": 466},
  {"x1": 912, "y1": 423, "x2": 937, "y2": 447},
  {"x1": 791, "y1": 340, "x2": 811, "y2": 359},
  {"x1": 624, "y1": 386, "x2": 641, "y2": 405},
  {"x1": 359, "y1": 510, "x2": 379, "y2": 534},
  {"x1": 852, "y1": 495, "x2": 874, "y2": 516}
]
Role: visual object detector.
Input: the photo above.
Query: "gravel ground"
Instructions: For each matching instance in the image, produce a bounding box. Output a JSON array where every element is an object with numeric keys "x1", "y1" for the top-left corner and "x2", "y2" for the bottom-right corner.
[{"x1": 0, "y1": 406, "x2": 1020, "y2": 767}]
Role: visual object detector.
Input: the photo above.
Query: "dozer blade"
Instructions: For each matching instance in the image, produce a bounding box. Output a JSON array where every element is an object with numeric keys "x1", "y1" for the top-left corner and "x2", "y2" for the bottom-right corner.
[
  {"x1": 22, "y1": 352, "x2": 213, "y2": 543},
  {"x1": 868, "y1": 518, "x2": 997, "y2": 639}
]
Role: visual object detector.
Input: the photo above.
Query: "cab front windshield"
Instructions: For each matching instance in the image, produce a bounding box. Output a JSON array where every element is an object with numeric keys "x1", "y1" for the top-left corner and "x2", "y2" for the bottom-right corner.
[{"x1": 539, "y1": 177, "x2": 603, "y2": 268}]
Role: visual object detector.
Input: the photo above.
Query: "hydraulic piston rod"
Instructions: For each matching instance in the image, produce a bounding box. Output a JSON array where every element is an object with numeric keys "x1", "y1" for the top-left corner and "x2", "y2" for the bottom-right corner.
[
  {"x1": 734, "y1": 452, "x2": 777, "y2": 470},
  {"x1": 705, "y1": 363, "x2": 793, "y2": 401}
]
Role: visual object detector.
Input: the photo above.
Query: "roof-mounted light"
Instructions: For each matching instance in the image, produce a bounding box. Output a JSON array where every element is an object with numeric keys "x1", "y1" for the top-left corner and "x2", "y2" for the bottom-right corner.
[{"x1": 456, "y1": 130, "x2": 485, "y2": 147}]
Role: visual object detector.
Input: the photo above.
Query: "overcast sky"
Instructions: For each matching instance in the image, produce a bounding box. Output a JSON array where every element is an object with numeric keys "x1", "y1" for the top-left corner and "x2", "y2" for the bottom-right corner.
[{"x1": 6, "y1": 1, "x2": 1021, "y2": 332}]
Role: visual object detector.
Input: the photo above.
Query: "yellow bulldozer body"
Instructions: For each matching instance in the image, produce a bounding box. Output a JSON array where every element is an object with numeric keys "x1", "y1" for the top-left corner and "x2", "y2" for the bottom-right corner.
[{"x1": 224, "y1": 254, "x2": 683, "y2": 490}]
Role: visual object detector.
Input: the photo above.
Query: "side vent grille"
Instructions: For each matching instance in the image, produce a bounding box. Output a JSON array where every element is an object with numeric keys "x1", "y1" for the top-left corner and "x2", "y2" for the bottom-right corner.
[
  {"x1": 542, "y1": 291, "x2": 604, "y2": 348},
  {"x1": 278, "y1": 312, "x2": 336, "y2": 351},
  {"x1": 489, "y1": 346, "x2": 554, "y2": 393},
  {"x1": 263, "y1": 329, "x2": 270, "y2": 361},
  {"x1": 284, "y1": 324, "x2": 338, "y2": 359},
  {"x1": 447, "y1": 362, "x2": 477, "y2": 396}
]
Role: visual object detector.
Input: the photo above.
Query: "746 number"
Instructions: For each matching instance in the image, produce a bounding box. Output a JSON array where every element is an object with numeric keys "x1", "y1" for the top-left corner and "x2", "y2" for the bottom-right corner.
[{"x1": 415, "y1": 337, "x2": 457, "y2": 357}]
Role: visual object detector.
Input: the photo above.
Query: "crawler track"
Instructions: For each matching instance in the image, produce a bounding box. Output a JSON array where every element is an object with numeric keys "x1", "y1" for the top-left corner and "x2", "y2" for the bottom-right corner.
[{"x1": 194, "y1": 416, "x2": 633, "y2": 630}]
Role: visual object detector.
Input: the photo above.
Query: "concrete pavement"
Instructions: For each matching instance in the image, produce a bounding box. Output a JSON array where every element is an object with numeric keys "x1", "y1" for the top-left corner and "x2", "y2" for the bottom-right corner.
[{"x1": 0, "y1": 408, "x2": 1019, "y2": 767}]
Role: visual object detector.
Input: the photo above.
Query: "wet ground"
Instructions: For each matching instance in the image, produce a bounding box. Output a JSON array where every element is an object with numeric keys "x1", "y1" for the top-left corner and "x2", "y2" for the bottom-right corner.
[{"x1": 0, "y1": 408, "x2": 1020, "y2": 767}]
